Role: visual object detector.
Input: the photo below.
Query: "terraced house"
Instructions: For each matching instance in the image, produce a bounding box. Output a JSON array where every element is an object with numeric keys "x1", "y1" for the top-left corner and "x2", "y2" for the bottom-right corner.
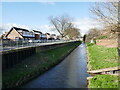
[
  {"x1": 3, "y1": 27, "x2": 59, "y2": 41},
  {"x1": 5, "y1": 27, "x2": 35, "y2": 40}
]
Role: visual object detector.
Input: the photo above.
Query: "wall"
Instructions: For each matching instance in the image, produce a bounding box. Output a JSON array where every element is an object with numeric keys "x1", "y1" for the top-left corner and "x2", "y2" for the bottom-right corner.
[
  {"x1": 96, "y1": 39, "x2": 118, "y2": 48},
  {"x1": 2, "y1": 41, "x2": 79, "y2": 71},
  {"x1": 2, "y1": 47, "x2": 36, "y2": 71}
]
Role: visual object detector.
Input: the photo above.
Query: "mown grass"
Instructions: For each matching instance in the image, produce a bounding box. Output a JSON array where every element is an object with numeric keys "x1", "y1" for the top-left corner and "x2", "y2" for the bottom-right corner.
[
  {"x1": 3, "y1": 41, "x2": 81, "y2": 88},
  {"x1": 87, "y1": 43, "x2": 119, "y2": 88},
  {"x1": 88, "y1": 75, "x2": 119, "y2": 88},
  {"x1": 87, "y1": 43, "x2": 118, "y2": 70}
]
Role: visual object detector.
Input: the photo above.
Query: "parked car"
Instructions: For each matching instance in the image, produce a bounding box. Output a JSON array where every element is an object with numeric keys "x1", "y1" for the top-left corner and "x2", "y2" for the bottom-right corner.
[{"x1": 28, "y1": 40, "x2": 33, "y2": 43}]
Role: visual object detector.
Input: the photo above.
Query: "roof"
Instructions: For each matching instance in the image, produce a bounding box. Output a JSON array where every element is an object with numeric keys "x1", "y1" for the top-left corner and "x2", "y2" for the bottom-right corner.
[
  {"x1": 45, "y1": 33, "x2": 50, "y2": 35},
  {"x1": 13, "y1": 27, "x2": 29, "y2": 32},
  {"x1": 5, "y1": 27, "x2": 24, "y2": 38},
  {"x1": 51, "y1": 34, "x2": 56, "y2": 36},
  {"x1": 33, "y1": 30, "x2": 42, "y2": 34},
  {"x1": 5, "y1": 27, "x2": 22, "y2": 37}
]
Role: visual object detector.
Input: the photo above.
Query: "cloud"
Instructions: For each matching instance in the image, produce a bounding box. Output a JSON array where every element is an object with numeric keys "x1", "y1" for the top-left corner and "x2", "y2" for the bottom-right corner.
[
  {"x1": 0, "y1": 23, "x2": 30, "y2": 35},
  {"x1": 0, "y1": 18, "x2": 103, "y2": 36},
  {"x1": 36, "y1": 18, "x2": 103, "y2": 36},
  {"x1": 72, "y1": 18, "x2": 103, "y2": 36},
  {"x1": 0, "y1": 23, "x2": 59, "y2": 36},
  {"x1": 36, "y1": 25, "x2": 59, "y2": 35},
  {"x1": 37, "y1": 18, "x2": 103, "y2": 36}
]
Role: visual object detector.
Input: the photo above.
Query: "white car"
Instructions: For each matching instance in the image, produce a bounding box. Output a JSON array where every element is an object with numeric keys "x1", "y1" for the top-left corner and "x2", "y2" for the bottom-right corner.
[{"x1": 28, "y1": 40, "x2": 33, "y2": 43}]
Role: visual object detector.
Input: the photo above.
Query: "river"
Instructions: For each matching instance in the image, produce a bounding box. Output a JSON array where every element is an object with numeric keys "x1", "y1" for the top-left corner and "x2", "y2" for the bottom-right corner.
[{"x1": 22, "y1": 42, "x2": 89, "y2": 88}]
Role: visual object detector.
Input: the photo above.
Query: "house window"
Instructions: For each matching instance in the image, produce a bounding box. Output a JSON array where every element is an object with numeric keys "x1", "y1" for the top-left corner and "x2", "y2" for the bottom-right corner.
[{"x1": 15, "y1": 37, "x2": 19, "y2": 40}]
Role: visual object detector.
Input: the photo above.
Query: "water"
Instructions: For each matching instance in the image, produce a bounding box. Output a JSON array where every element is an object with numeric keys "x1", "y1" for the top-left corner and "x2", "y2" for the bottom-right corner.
[{"x1": 22, "y1": 42, "x2": 89, "y2": 88}]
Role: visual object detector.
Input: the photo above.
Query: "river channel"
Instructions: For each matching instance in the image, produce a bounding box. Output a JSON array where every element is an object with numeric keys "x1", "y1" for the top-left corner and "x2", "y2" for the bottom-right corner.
[{"x1": 22, "y1": 42, "x2": 89, "y2": 88}]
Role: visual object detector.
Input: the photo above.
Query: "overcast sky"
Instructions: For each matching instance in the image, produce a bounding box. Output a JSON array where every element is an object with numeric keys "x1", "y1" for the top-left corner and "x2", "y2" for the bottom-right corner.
[{"x1": 1, "y1": 2, "x2": 102, "y2": 36}]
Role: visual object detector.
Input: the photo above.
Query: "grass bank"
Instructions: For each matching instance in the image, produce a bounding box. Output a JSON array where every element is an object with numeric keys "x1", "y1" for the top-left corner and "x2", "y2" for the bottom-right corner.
[
  {"x1": 88, "y1": 75, "x2": 118, "y2": 88},
  {"x1": 87, "y1": 43, "x2": 118, "y2": 70},
  {"x1": 3, "y1": 41, "x2": 81, "y2": 88},
  {"x1": 87, "y1": 43, "x2": 119, "y2": 88}
]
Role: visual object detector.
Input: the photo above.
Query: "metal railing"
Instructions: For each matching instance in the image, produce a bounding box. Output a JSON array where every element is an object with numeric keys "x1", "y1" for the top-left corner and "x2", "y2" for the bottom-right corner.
[{"x1": 0, "y1": 39, "x2": 70, "y2": 51}]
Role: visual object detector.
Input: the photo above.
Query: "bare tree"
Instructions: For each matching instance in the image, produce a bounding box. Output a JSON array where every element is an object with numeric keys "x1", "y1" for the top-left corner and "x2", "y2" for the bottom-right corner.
[
  {"x1": 49, "y1": 15, "x2": 74, "y2": 38},
  {"x1": 90, "y1": 2, "x2": 119, "y2": 32},
  {"x1": 66, "y1": 27, "x2": 81, "y2": 40},
  {"x1": 86, "y1": 28, "x2": 100, "y2": 42}
]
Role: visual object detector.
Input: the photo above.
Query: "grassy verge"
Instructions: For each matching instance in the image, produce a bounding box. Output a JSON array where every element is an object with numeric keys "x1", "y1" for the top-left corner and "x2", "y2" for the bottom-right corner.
[
  {"x1": 3, "y1": 41, "x2": 81, "y2": 88},
  {"x1": 87, "y1": 43, "x2": 119, "y2": 88},
  {"x1": 88, "y1": 75, "x2": 118, "y2": 88},
  {"x1": 87, "y1": 43, "x2": 118, "y2": 70}
]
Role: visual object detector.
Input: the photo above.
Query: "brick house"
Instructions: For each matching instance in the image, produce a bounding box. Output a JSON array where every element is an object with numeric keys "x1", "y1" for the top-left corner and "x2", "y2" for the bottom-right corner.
[
  {"x1": 32, "y1": 30, "x2": 42, "y2": 40},
  {"x1": 5, "y1": 27, "x2": 35, "y2": 40}
]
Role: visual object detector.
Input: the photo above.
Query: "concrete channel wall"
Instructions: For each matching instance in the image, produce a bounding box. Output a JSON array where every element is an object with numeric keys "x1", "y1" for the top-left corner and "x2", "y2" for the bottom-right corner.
[{"x1": 2, "y1": 41, "x2": 79, "y2": 71}]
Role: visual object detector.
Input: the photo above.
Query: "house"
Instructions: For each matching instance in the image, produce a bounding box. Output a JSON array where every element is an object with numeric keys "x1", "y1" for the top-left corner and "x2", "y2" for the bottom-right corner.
[
  {"x1": 56, "y1": 36, "x2": 60, "y2": 40},
  {"x1": 45, "y1": 33, "x2": 51, "y2": 40},
  {"x1": 4, "y1": 27, "x2": 60, "y2": 41},
  {"x1": 51, "y1": 34, "x2": 57, "y2": 40},
  {"x1": 5, "y1": 27, "x2": 35, "y2": 40},
  {"x1": 41, "y1": 33, "x2": 47, "y2": 40},
  {"x1": 32, "y1": 30, "x2": 42, "y2": 40}
]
